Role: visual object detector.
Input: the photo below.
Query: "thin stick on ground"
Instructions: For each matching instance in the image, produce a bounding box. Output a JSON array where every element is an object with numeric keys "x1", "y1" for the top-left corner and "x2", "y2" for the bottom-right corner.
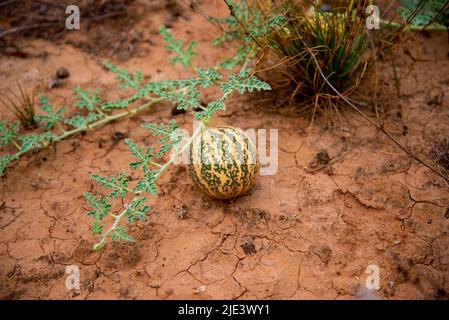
[{"x1": 224, "y1": 1, "x2": 264, "y2": 49}]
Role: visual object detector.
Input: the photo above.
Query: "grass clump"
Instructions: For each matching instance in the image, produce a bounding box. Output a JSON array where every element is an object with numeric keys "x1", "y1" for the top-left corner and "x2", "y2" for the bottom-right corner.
[
  {"x1": 216, "y1": 0, "x2": 377, "y2": 119},
  {"x1": 265, "y1": 2, "x2": 371, "y2": 113},
  {"x1": 0, "y1": 82, "x2": 37, "y2": 130},
  {"x1": 217, "y1": 0, "x2": 449, "y2": 118}
]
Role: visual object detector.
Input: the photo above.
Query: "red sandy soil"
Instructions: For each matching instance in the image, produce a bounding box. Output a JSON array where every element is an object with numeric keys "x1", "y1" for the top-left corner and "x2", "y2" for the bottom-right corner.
[{"x1": 0, "y1": 1, "x2": 448, "y2": 299}]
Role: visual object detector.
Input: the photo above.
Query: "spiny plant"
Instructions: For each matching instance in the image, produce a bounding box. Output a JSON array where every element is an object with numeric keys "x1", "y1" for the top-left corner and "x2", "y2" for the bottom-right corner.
[
  {"x1": 0, "y1": 24, "x2": 262, "y2": 175},
  {"x1": 160, "y1": 25, "x2": 198, "y2": 67},
  {"x1": 84, "y1": 29, "x2": 270, "y2": 250},
  {"x1": 0, "y1": 71, "x2": 161, "y2": 175},
  {"x1": 0, "y1": 25, "x2": 270, "y2": 249}
]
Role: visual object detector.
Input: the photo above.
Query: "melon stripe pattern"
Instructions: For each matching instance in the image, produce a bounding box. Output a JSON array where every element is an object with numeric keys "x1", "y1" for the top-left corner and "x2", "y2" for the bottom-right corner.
[{"x1": 188, "y1": 126, "x2": 259, "y2": 199}]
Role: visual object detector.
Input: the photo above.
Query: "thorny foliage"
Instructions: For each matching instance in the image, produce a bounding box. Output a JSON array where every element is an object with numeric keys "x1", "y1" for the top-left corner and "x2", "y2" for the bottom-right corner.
[
  {"x1": 84, "y1": 27, "x2": 269, "y2": 249},
  {"x1": 0, "y1": 24, "x2": 270, "y2": 250},
  {"x1": 3, "y1": 1, "x2": 447, "y2": 249}
]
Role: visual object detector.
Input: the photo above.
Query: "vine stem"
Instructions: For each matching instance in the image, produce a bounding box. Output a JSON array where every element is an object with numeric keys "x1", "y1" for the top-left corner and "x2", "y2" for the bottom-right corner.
[
  {"x1": 89, "y1": 46, "x2": 255, "y2": 250},
  {"x1": 92, "y1": 120, "x2": 207, "y2": 250},
  {"x1": 150, "y1": 161, "x2": 162, "y2": 168},
  {"x1": 55, "y1": 122, "x2": 67, "y2": 134},
  {"x1": 156, "y1": 119, "x2": 205, "y2": 177},
  {"x1": 93, "y1": 207, "x2": 129, "y2": 251},
  {"x1": 224, "y1": 1, "x2": 264, "y2": 49},
  {"x1": 11, "y1": 96, "x2": 164, "y2": 159},
  {"x1": 11, "y1": 139, "x2": 21, "y2": 150}
]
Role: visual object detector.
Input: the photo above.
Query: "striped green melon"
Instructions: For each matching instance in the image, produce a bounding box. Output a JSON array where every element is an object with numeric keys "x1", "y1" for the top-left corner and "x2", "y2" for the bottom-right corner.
[{"x1": 188, "y1": 126, "x2": 259, "y2": 199}]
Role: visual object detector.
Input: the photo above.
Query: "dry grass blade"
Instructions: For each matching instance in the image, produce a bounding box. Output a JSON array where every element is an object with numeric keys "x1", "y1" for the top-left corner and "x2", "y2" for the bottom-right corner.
[
  {"x1": 291, "y1": 23, "x2": 449, "y2": 184},
  {"x1": 225, "y1": 0, "x2": 376, "y2": 119},
  {"x1": 0, "y1": 82, "x2": 36, "y2": 130}
]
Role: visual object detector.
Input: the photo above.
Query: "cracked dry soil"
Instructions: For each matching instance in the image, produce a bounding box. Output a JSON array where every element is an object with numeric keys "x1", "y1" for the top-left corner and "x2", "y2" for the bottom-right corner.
[{"x1": 1, "y1": 1, "x2": 449, "y2": 300}]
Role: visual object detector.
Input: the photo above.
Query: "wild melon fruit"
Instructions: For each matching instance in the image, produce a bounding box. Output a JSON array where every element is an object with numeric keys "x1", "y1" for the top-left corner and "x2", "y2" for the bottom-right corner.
[{"x1": 188, "y1": 126, "x2": 259, "y2": 199}]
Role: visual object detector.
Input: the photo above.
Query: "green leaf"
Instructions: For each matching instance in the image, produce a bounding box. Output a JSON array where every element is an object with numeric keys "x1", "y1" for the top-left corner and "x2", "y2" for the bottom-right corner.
[
  {"x1": 213, "y1": 0, "x2": 273, "y2": 44},
  {"x1": 267, "y1": 15, "x2": 287, "y2": 28},
  {"x1": 91, "y1": 173, "x2": 130, "y2": 198},
  {"x1": 156, "y1": 143, "x2": 173, "y2": 158},
  {"x1": 221, "y1": 68, "x2": 271, "y2": 95},
  {"x1": 142, "y1": 120, "x2": 182, "y2": 157},
  {"x1": 0, "y1": 119, "x2": 19, "y2": 147},
  {"x1": 83, "y1": 192, "x2": 111, "y2": 221},
  {"x1": 111, "y1": 226, "x2": 134, "y2": 242},
  {"x1": 399, "y1": 0, "x2": 449, "y2": 27},
  {"x1": 211, "y1": 1, "x2": 253, "y2": 43},
  {"x1": 160, "y1": 25, "x2": 197, "y2": 68},
  {"x1": 126, "y1": 196, "x2": 150, "y2": 224},
  {"x1": 35, "y1": 96, "x2": 66, "y2": 130},
  {"x1": 100, "y1": 98, "x2": 130, "y2": 110},
  {"x1": 91, "y1": 219, "x2": 104, "y2": 235},
  {"x1": 196, "y1": 68, "x2": 222, "y2": 87},
  {"x1": 193, "y1": 97, "x2": 226, "y2": 120},
  {"x1": 0, "y1": 154, "x2": 18, "y2": 175},
  {"x1": 103, "y1": 60, "x2": 143, "y2": 90},
  {"x1": 143, "y1": 68, "x2": 221, "y2": 111},
  {"x1": 64, "y1": 112, "x2": 103, "y2": 129},
  {"x1": 125, "y1": 139, "x2": 154, "y2": 172},
  {"x1": 142, "y1": 119, "x2": 179, "y2": 140},
  {"x1": 218, "y1": 45, "x2": 252, "y2": 70},
  {"x1": 133, "y1": 170, "x2": 159, "y2": 196},
  {"x1": 19, "y1": 132, "x2": 55, "y2": 153},
  {"x1": 156, "y1": 87, "x2": 201, "y2": 111},
  {"x1": 192, "y1": 70, "x2": 270, "y2": 120},
  {"x1": 73, "y1": 86, "x2": 102, "y2": 112}
]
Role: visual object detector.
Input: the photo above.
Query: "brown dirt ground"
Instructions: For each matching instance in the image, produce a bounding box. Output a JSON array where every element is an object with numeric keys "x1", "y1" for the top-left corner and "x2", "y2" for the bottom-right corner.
[{"x1": 0, "y1": 1, "x2": 449, "y2": 300}]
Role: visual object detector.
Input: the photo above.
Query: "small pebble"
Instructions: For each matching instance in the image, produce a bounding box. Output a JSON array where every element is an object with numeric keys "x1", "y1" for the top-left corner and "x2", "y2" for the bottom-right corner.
[
  {"x1": 176, "y1": 205, "x2": 188, "y2": 219},
  {"x1": 56, "y1": 67, "x2": 70, "y2": 79},
  {"x1": 316, "y1": 150, "x2": 330, "y2": 165},
  {"x1": 375, "y1": 243, "x2": 385, "y2": 251},
  {"x1": 113, "y1": 131, "x2": 127, "y2": 141}
]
